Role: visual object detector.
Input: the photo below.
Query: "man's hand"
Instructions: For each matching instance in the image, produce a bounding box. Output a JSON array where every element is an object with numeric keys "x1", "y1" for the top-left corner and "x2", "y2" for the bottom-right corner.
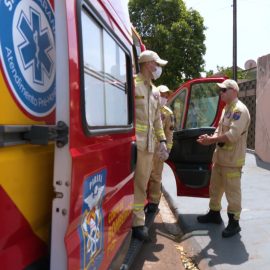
[{"x1": 197, "y1": 134, "x2": 213, "y2": 146}]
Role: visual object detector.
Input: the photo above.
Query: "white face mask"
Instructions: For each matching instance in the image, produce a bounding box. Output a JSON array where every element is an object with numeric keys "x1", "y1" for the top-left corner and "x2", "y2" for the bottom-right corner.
[
  {"x1": 159, "y1": 96, "x2": 168, "y2": 107},
  {"x1": 152, "y1": 66, "x2": 162, "y2": 80}
]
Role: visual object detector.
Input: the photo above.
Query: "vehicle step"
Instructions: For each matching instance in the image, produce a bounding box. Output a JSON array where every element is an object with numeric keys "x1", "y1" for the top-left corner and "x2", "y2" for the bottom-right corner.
[{"x1": 120, "y1": 209, "x2": 159, "y2": 270}]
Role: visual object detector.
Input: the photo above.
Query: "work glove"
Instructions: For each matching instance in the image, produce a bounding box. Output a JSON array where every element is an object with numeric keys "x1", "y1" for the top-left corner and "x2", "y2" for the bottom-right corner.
[
  {"x1": 158, "y1": 150, "x2": 169, "y2": 161},
  {"x1": 158, "y1": 141, "x2": 169, "y2": 161},
  {"x1": 159, "y1": 141, "x2": 167, "y2": 153}
]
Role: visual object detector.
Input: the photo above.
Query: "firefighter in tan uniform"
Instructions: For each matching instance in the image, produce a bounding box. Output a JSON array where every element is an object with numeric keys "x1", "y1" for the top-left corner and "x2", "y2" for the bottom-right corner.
[
  {"x1": 132, "y1": 50, "x2": 168, "y2": 241},
  {"x1": 197, "y1": 79, "x2": 250, "y2": 238},
  {"x1": 146, "y1": 85, "x2": 174, "y2": 213}
]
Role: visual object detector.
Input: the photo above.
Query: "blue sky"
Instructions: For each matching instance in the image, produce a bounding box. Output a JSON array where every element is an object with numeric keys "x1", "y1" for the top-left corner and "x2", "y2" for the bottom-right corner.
[{"x1": 185, "y1": 0, "x2": 270, "y2": 72}]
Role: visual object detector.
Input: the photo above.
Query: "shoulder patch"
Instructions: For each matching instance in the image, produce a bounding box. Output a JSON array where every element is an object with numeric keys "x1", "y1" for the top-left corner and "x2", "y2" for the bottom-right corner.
[{"x1": 232, "y1": 111, "x2": 241, "y2": 120}]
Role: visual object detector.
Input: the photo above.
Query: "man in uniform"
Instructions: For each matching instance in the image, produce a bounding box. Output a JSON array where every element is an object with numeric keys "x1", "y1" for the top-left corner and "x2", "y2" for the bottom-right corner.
[
  {"x1": 146, "y1": 85, "x2": 174, "y2": 213},
  {"x1": 196, "y1": 79, "x2": 250, "y2": 238},
  {"x1": 133, "y1": 50, "x2": 168, "y2": 241}
]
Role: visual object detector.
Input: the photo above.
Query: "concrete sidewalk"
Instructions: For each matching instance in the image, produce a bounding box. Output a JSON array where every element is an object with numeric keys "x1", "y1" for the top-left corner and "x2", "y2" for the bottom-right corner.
[{"x1": 162, "y1": 152, "x2": 270, "y2": 270}]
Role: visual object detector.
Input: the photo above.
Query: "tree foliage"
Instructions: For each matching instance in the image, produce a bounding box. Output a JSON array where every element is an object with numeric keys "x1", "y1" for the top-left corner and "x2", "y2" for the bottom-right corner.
[
  {"x1": 129, "y1": 0, "x2": 206, "y2": 90},
  {"x1": 206, "y1": 66, "x2": 250, "y2": 80}
]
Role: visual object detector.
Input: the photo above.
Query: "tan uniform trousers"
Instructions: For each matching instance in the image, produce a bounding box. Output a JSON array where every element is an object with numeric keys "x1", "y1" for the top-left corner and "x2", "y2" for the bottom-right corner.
[
  {"x1": 133, "y1": 149, "x2": 154, "y2": 227},
  {"x1": 148, "y1": 149, "x2": 164, "y2": 204},
  {"x1": 209, "y1": 163, "x2": 242, "y2": 220}
]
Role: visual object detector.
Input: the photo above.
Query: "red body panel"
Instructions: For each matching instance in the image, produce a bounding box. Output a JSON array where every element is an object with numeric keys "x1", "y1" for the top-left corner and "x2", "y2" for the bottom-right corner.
[
  {"x1": 0, "y1": 0, "x2": 137, "y2": 269},
  {"x1": 0, "y1": 187, "x2": 48, "y2": 270},
  {"x1": 64, "y1": 1, "x2": 135, "y2": 269}
]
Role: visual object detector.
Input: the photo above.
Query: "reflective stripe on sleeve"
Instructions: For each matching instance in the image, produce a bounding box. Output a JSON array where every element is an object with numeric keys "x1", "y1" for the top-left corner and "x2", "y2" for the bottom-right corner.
[
  {"x1": 167, "y1": 142, "x2": 173, "y2": 149},
  {"x1": 236, "y1": 158, "x2": 245, "y2": 166},
  {"x1": 155, "y1": 128, "x2": 165, "y2": 138},
  {"x1": 136, "y1": 123, "x2": 148, "y2": 132}
]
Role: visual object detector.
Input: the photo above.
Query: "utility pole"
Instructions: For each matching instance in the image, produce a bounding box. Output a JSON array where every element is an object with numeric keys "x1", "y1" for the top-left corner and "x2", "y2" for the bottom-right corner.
[{"x1": 233, "y1": 0, "x2": 237, "y2": 81}]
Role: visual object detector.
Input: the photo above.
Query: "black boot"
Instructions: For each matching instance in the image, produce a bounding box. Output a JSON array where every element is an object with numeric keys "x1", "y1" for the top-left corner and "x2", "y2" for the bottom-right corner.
[
  {"x1": 222, "y1": 213, "x2": 241, "y2": 238},
  {"x1": 132, "y1": 226, "x2": 149, "y2": 241},
  {"x1": 145, "y1": 202, "x2": 159, "y2": 213},
  {"x1": 197, "y1": 210, "x2": 223, "y2": 224}
]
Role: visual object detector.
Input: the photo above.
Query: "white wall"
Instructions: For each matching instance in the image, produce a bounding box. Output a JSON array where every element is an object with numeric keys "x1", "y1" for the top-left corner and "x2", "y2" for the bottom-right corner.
[{"x1": 255, "y1": 54, "x2": 270, "y2": 162}]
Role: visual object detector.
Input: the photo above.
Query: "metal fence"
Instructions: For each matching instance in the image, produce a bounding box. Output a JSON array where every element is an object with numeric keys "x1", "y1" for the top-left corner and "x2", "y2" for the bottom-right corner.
[{"x1": 238, "y1": 80, "x2": 256, "y2": 149}]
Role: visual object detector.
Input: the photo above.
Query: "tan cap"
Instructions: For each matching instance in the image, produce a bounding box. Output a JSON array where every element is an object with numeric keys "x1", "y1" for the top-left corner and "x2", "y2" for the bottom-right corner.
[
  {"x1": 138, "y1": 50, "x2": 168, "y2": 66},
  {"x1": 217, "y1": 79, "x2": 239, "y2": 92},
  {"x1": 157, "y1": 85, "x2": 172, "y2": 94}
]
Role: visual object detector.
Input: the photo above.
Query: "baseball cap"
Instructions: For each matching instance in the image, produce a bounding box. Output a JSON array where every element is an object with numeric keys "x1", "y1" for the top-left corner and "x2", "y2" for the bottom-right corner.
[
  {"x1": 138, "y1": 50, "x2": 168, "y2": 66},
  {"x1": 217, "y1": 79, "x2": 239, "y2": 92},
  {"x1": 157, "y1": 85, "x2": 172, "y2": 94}
]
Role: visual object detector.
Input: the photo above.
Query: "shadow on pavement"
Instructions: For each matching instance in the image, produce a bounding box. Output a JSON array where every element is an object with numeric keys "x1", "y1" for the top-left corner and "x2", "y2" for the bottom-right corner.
[
  {"x1": 130, "y1": 219, "x2": 183, "y2": 270},
  {"x1": 255, "y1": 154, "x2": 270, "y2": 170},
  {"x1": 178, "y1": 214, "x2": 249, "y2": 269}
]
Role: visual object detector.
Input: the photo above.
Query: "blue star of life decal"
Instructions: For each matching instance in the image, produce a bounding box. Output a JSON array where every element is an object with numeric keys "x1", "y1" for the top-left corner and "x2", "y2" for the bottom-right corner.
[
  {"x1": 0, "y1": 0, "x2": 56, "y2": 117},
  {"x1": 18, "y1": 7, "x2": 53, "y2": 85}
]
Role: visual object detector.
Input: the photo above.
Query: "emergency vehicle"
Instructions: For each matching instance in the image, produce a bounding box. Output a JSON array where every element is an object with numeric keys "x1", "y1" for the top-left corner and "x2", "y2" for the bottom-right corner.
[
  {"x1": 0, "y1": 0, "x2": 144, "y2": 269},
  {"x1": 0, "y1": 0, "x2": 228, "y2": 269}
]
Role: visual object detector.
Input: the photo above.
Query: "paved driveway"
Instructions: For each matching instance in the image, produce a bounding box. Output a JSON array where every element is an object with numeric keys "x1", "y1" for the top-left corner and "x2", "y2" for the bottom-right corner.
[{"x1": 162, "y1": 152, "x2": 270, "y2": 270}]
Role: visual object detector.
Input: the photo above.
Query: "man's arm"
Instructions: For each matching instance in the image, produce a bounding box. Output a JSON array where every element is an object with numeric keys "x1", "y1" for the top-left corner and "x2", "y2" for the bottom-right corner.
[
  {"x1": 164, "y1": 111, "x2": 174, "y2": 152},
  {"x1": 197, "y1": 133, "x2": 230, "y2": 146},
  {"x1": 154, "y1": 104, "x2": 166, "y2": 142}
]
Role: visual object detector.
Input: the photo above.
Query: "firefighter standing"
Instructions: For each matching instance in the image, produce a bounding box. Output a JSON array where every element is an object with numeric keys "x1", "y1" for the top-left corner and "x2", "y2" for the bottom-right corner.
[
  {"x1": 197, "y1": 79, "x2": 250, "y2": 238},
  {"x1": 132, "y1": 50, "x2": 168, "y2": 241},
  {"x1": 146, "y1": 85, "x2": 174, "y2": 213}
]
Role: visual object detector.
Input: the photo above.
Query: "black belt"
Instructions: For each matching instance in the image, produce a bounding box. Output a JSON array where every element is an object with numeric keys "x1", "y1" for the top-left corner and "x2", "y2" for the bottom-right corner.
[{"x1": 217, "y1": 142, "x2": 225, "y2": 147}]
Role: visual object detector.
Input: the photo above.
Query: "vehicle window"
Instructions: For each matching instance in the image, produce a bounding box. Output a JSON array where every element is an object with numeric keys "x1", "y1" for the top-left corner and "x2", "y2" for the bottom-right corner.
[
  {"x1": 81, "y1": 10, "x2": 130, "y2": 128},
  {"x1": 132, "y1": 30, "x2": 142, "y2": 74},
  {"x1": 186, "y1": 82, "x2": 220, "y2": 128},
  {"x1": 169, "y1": 89, "x2": 187, "y2": 131}
]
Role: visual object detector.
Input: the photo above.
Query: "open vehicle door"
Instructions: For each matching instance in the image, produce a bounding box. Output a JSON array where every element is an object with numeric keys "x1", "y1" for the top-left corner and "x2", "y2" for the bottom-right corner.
[
  {"x1": 167, "y1": 77, "x2": 226, "y2": 198},
  {"x1": 51, "y1": 1, "x2": 137, "y2": 270}
]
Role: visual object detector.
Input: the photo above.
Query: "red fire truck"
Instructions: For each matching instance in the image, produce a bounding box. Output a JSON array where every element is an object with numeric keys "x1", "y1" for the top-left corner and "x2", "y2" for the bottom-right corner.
[{"x1": 0, "y1": 0, "x2": 144, "y2": 269}]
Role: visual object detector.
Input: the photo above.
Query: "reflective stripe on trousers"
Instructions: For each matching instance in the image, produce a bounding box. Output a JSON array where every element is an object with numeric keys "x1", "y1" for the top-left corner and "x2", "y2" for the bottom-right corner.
[
  {"x1": 133, "y1": 149, "x2": 154, "y2": 227},
  {"x1": 209, "y1": 164, "x2": 242, "y2": 220}
]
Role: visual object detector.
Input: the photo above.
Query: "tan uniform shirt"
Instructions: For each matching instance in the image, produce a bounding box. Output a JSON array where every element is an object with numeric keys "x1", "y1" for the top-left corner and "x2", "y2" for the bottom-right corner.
[
  {"x1": 160, "y1": 106, "x2": 174, "y2": 151},
  {"x1": 134, "y1": 73, "x2": 166, "y2": 153},
  {"x1": 213, "y1": 98, "x2": 250, "y2": 167}
]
